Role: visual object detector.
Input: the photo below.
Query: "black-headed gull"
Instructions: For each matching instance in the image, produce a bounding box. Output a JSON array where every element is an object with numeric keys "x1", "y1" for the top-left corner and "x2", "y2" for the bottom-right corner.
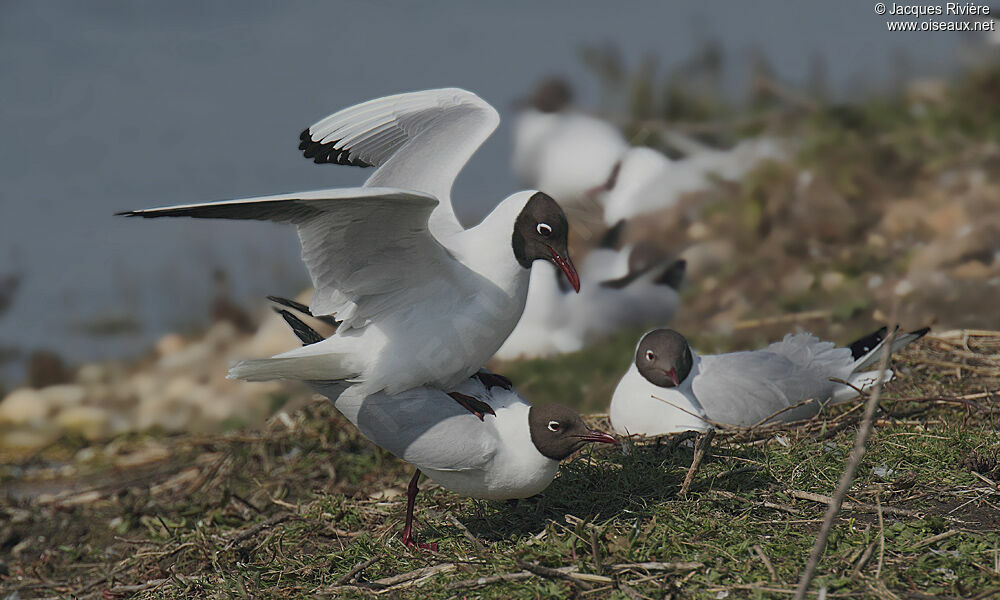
[
  {"x1": 609, "y1": 326, "x2": 929, "y2": 436},
  {"x1": 495, "y1": 231, "x2": 684, "y2": 360},
  {"x1": 120, "y1": 89, "x2": 581, "y2": 412},
  {"x1": 512, "y1": 78, "x2": 628, "y2": 208},
  {"x1": 599, "y1": 139, "x2": 786, "y2": 225},
  {"x1": 273, "y1": 304, "x2": 617, "y2": 549}
]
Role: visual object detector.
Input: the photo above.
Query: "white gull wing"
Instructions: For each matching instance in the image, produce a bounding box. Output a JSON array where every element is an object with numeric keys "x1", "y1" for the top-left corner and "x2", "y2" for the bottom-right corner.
[
  {"x1": 693, "y1": 346, "x2": 849, "y2": 426},
  {"x1": 120, "y1": 187, "x2": 478, "y2": 327},
  {"x1": 299, "y1": 88, "x2": 500, "y2": 236}
]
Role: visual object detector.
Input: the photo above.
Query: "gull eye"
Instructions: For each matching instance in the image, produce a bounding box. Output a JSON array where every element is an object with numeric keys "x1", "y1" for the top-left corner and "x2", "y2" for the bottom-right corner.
[
  {"x1": 645, "y1": 350, "x2": 656, "y2": 362},
  {"x1": 536, "y1": 223, "x2": 552, "y2": 237},
  {"x1": 547, "y1": 420, "x2": 561, "y2": 432}
]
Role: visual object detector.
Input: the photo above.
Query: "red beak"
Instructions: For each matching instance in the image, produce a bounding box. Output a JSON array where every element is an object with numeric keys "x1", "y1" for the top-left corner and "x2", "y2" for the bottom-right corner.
[
  {"x1": 548, "y1": 246, "x2": 581, "y2": 293},
  {"x1": 575, "y1": 429, "x2": 619, "y2": 445},
  {"x1": 666, "y1": 368, "x2": 680, "y2": 386}
]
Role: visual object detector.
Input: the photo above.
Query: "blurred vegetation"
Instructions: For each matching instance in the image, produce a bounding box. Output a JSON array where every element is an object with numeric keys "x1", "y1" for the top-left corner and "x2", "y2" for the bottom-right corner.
[{"x1": 571, "y1": 41, "x2": 1000, "y2": 352}]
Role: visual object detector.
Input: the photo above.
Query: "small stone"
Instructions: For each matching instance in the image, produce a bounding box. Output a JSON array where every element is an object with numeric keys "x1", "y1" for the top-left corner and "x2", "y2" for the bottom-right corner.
[
  {"x1": 156, "y1": 333, "x2": 186, "y2": 357},
  {"x1": 203, "y1": 320, "x2": 238, "y2": 349},
  {"x1": 894, "y1": 279, "x2": 915, "y2": 297},
  {"x1": 40, "y1": 384, "x2": 87, "y2": 409},
  {"x1": 55, "y1": 406, "x2": 112, "y2": 441},
  {"x1": 75, "y1": 446, "x2": 98, "y2": 463},
  {"x1": 113, "y1": 444, "x2": 170, "y2": 468},
  {"x1": 820, "y1": 271, "x2": 845, "y2": 291},
  {"x1": 867, "y1": 232, "x2": 887, "y2": 249},
  {"x1": 952, "y1": 260, "x2": 992, "y2": 280},
  {"x1": 881, "y1": 200, "x2": 927, "y2": 238},
  {"x1": 923, "y1": 204, "x2": 967, "y2": 237},
  {"x1": 781, "y1": 270, "x2": 815, "y2": 295},
  {"x1": 1, "y1": 427, "x2": 60, "y2": 451},
  {"x1": 680, "y1": 240, "x2": 734, "y2": 276},
  {"x1": 0, "y1": 388, "x2": 49, "y2": 425},
  {"x1": 686, "y1": 221, "x2": 711, "y2": 241},
  {"x1": 76, "y1": 363, "x2": 108, "y2": 385}
]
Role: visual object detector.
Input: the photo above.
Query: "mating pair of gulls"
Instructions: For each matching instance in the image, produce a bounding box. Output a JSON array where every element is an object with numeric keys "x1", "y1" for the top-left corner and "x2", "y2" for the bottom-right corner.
[{"x1": 122, "y1": 88, "x2": 925, "y2": 548}]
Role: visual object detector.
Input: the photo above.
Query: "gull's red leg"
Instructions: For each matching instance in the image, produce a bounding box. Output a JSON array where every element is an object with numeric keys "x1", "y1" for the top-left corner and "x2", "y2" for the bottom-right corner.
[{"x1": 400, "y1": 470, "x2": 437, "y2": 551}]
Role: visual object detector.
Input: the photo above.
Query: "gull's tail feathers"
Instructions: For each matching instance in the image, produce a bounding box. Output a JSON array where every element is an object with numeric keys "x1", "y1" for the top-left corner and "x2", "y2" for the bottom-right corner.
[
  {"x1": 827, "y1": 325, "x2": 930, "y2": 403},
  {"x1": 227, "y1": 353, "x2": 355, "y2": 382},
  {"x1": 850, "y1": 325, "x2": 930, "y2": 372}
]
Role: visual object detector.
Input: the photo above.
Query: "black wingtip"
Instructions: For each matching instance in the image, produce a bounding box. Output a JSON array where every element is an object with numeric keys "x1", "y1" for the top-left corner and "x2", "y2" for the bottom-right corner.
[
  {"x1": 847, "y1": 326, "x2": 889, "y2": 360},
  {"x1": 115, "y1": 210, "x2": 140, "y2": 217},
  {"x1": 655, "y1": 259, "x2": 686, "y2": 290},
  {"x1": 908, "y1": 326, "x2": 931, "y2": 340},
  {"x1": 273, "y1": 308, "x2": 325, "y2": 346},
  {"x1": 296, "y1": 130, "x2": 373, "y2": 168},
  {"x1": 597, "y1": 220, "x2": 626, "y2": 249},
  {"x1": 266, "y1": 295, "x2": 341, "y2": 329},
  {"x1": 267, "y1": 295, "x2": 312, "y2": 315}
]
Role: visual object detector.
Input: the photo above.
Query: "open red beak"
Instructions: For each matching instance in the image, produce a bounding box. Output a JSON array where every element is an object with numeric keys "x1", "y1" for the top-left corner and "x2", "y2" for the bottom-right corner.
[
  {"x1": 666, "y1": 368, "x2": 680, "y2": 387},
  {"x1": 575, "y1": 429, "x2": 618, "y2": 445},
  {"x1": 548, "y1": 246, "x2": 581, "y2": 293}
]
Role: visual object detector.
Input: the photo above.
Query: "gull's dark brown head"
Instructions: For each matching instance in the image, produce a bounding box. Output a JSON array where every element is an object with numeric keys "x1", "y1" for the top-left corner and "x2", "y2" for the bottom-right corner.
[
  {"x1": 528, "y1": 404, "x2": 617, "y2": 461},
  {"x1": 635, "y1": 329, "x2": 693, "y2": 388},
  {"x1": 512, "y1": 192, "x2": 580, "y2": 292},
  {"x1": 528, "y1": 77, "x2": 573, "y2": 113}
]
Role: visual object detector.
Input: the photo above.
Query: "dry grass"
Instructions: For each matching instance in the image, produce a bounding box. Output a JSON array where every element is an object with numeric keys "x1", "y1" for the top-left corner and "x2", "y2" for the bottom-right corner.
[{"x1": 1, "y1": 332, "x2": 999, "y2": 599}]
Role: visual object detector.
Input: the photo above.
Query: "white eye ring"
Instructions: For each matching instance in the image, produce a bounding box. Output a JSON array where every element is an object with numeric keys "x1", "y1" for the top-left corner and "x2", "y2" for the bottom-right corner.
[
  {"x1": 536, "y1": 223, "x2": 552, "y2": 236},
  {"x1": 645, "y1": 350, "x2": 655, "y2": 361},
  {"x1": 547, "y1": 420, "x2": 561, "y2": 432}
]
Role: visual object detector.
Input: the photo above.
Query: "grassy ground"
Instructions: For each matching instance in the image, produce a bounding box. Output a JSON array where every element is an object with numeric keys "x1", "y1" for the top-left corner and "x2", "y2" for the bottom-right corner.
[{"x1": 2, "y1": 331, "x2": 998, "y2": 599}]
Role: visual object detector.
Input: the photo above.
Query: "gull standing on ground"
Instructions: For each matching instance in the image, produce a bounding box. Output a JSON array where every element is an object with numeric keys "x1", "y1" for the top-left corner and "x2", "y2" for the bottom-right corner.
[
  {"x1": 609, "y1": 326, "x2": 929, "y2": 436},
  {"x1": 272, "y1": 302, "x2": 617, "y2": 549},
  {"x1": 121, "y1": 89, "x2": 581, "y2": 416}
]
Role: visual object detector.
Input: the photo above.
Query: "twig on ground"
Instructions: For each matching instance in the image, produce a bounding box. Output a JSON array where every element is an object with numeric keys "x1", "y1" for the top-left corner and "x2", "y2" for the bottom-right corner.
[
  {"x1": 751, "y1": 398, "x2": 823, "y2": 428},
  {"x1": 446, "y1": 512, "x2": 489, "y2": 554},
  {"x1": 792, "y1": 325, "x2": 896, "y2": 600},
  {"x1": 516, "y1": 559, "x2": 611, "y2": 589},
  {"x1": 443, "y1": 571, "x2": 534, "y2": 590},
  {"x1": 914, "y1": 529, "x2": 961, "y2": 548},
  {"x1": 876, "y1": 490, "x2": 885, "y2": 578},
  {"x1": 713, "y1": 489, "x2": 802, "y2": 515},
  {"x1": 787, "y1": 490, "x2": 921, "y2": 518},
  {"x1": 850, "y1": 541, "x2": 877, "y2": 579},
  {"x1": 336, "y1": 555, "x2": 385, "y2": 586},
  {"x1": 753, "y1": 544, "x2": 780, "y2": 582},
  {"x1": 610, "y1": 561, "x2": 704, "y2": 572},
  {"x1": 680, "y1": 429, "x2": 715, "y2": 497},
  {"x1": 371, "y1": 563, "x2": 457, "y2": 588},
  {"x1": 590, "y1": 527, "x2": 603, "y2": 574},
  {"x1": 223, "y1": 512, "x2": 296, "y2": 550}
]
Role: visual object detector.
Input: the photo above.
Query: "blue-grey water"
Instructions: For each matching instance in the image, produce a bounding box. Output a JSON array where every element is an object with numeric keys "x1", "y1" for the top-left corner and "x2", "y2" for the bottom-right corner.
[{"x1": 0, "y1": 1, "x2": 970, "y2": 382}]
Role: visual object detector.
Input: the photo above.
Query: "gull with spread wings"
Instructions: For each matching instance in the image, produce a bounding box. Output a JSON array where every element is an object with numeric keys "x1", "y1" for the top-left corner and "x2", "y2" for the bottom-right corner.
[{"x1": 121, "y1": 89, "x2": 581, "y2": 415}]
